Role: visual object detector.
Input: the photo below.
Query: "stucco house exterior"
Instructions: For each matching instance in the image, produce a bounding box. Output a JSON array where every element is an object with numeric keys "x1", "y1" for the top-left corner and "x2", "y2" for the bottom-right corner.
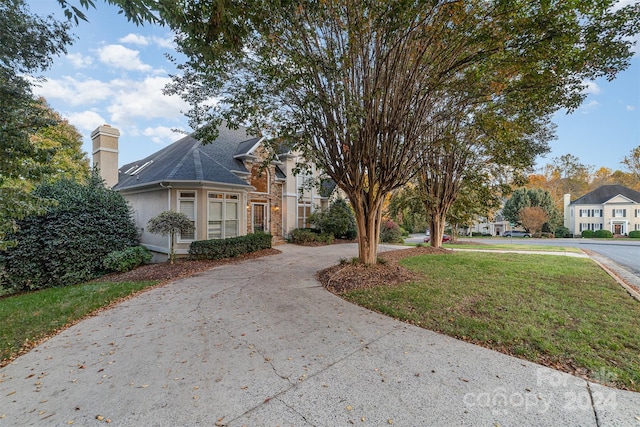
[
  {"x1": 563, "y1": 184, "x2": 640, "y2": 236},
  {"x1": 91, "y1": 124, "x2": 330, "y2": 260}
]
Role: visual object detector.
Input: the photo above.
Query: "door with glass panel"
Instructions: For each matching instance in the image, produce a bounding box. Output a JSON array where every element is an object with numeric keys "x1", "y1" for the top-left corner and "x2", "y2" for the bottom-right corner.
[{"x1": 252, "y1": 203, "x2": 267, "y2": 233}]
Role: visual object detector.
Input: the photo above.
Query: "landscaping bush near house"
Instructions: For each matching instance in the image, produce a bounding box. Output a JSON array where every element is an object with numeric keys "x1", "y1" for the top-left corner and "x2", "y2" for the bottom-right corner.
[
  {"x1": 103, "y1": 246, "x2": 152, "y2": 273},
  {"x1": 554, "y1": 226, "x2": 571, "y2": 238},
  {"x1": 288, "y1": 228, "x2": 333, "y2": 245},
  {"x1": 581, "y1": 230, "x2": 594, "y2": 238},
  {"x1": 593, "y1": 229, "x2": 613, "y2": 238},
  {"x1": 629, "y1": 230, "x2": 640, "y2": 238},
  {"x1": 189, "y1": 233, "x2": 272, "y2": 260},
  {"x1": 0, "y1": 173, "x2": 139, "y2": 293},
  {"x1": 308, "y1": 198, "x2": 357, "y2": 240},
  {"x1": 380, "y1": 220, "x2": 403, "y2": 243},
  {"x1": 540, "y1": 232, "x2": 555, "y2": 238}
]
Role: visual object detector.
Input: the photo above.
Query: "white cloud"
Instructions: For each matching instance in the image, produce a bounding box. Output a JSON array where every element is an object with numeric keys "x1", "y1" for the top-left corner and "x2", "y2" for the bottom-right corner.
[
  {"x1": 67, "y1": 110, "x2": 108, "y2": 132},
  {"x1": 106, "y1": 76, "x2": 189, "y2": 124},
  {"x1": 583, "y1": 80, "x2": 601, "y2": 95},
  {"x1": 119, "y1": 33, "x2": 175, "y2": 49},
  {"x1": 119, "y1": 33, "x2": 149, "y2": 46},
  {"x1": 143, "y1": 126, "x2": 185, "y2": 144},
  {"x1": 66, "y1": 53, "x2": 93, "y2": 68},
  {"x1": 580, "y1": 100, "x2": 600, "y2": 113},
  {"x1": 626, "y1": 105, "x2": 636, "y2": 111},
  {"x1": 33, "y1": 76, "x2": 113, "y2": 106},
  {"x1": 95, "y1": 44, "x2": 152, "y2": 72}
]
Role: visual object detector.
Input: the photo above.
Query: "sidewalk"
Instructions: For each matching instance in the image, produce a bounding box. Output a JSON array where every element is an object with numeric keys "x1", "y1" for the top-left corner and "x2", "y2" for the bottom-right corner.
[{"x1": 1, "y1": 244, "x2": 638, "y2": 426}]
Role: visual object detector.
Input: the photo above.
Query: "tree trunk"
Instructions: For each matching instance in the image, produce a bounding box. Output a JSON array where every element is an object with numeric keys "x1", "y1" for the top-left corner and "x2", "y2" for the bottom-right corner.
[
  {"x1": 429, "y1": 209, "x2": 448, "y2": 249},
  {"x1": 169, "y1": 231, "x2": 175, "y2": 264},
  {"x1": 350, "y1": 193, "x2": 383, "y2": 265}
]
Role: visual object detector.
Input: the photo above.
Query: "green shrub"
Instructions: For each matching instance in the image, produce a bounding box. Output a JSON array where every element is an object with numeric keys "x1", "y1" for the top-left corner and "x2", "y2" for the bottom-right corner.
[
  {"x1": 0, "y1": 172, "x2": 139, "y2": 292},
  {"x1": 581, "y1": 230, "x2": 594, "y2": 238},
  {"x1": 471, "y1": 232, "x2": 484, "y2": 237},
  {"x1": 103, "y1": 246, "x2": 152, "y2": 273},
  {"x1": 288, "y1": 228, "x2": 333, "y2": 245},
  {"x1": 540, "y1": 232, "x2": 555, "y2": 239},
  {"x1": 308, "y1": 198, "x2": 357, "y2": 240},
  {"x1": 629, "y1": 230, "x2": 640, "y2": 238},
  {"x1": 593, "y1": 229, "x2": 613, "y2": 238},
  {"x1": 189, "y1": 233, "x2": 272, "y2": 260},
  {"x1": 380, "y1": 220, "x2": 403, "y2": 243},
  {"x1": 554, "y1": 226, "x2": 571, "y2": 238}
]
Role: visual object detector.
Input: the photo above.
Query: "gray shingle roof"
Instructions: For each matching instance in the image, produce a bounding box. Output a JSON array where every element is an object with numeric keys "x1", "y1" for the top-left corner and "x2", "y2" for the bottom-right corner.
[
  {"x1": 114, "y1": 125, "x2": 267, "y2": 191},
  {"x1": 571, "y1": 185, "x2": 640, "y2": 205}
]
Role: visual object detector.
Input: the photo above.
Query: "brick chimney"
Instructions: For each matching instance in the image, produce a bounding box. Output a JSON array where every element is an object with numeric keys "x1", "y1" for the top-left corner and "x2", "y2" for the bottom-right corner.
[{"x1": 91, "y1": 125, "x2": 119, "y2": 188}]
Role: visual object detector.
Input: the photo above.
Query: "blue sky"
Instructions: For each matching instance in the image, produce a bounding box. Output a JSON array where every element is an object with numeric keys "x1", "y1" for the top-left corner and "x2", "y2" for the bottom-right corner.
[{"x1": 29, "y1": 1, "x2": 640, "y2": 174}]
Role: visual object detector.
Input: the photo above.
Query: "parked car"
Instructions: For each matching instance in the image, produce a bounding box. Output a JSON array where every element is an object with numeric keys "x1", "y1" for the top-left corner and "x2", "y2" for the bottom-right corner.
[
  {"x1": 425, "y1": 234, "x2": 451, "y2": 243},
  {"x1": 503, "y1": 230, "x2": 531, "y2": 238}
]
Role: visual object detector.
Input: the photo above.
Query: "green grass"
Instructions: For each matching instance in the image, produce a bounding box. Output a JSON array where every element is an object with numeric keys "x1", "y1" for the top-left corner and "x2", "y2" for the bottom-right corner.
[
  {"x1": 0, "y1": 280, "x2": 158, "y2": 365},
  {"x1": 446, "y1": 243, "x2": 582, "y2": 253},
  {"x1": 342, "y1": 252, "x2": 640, "y2": 391}
]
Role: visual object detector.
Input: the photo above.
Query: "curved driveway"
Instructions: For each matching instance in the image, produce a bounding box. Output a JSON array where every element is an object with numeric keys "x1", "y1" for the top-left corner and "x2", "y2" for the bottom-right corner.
[{"x1": 1, "y1": 244, "x2": 638, "y2": 426}]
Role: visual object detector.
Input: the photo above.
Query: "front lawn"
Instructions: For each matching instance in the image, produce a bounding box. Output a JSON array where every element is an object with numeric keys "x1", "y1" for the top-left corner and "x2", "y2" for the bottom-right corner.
[{"x1": 341, "y1": 251, "x2": 640, "y2": 391}]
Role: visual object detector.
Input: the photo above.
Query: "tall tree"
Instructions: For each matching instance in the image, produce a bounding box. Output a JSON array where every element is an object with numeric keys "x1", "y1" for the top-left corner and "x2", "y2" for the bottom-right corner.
[
  {"x1": 503, "y1": 188, "x2": 560, "y2": 230},
  {"x1": 0, "y1": 0, "x2": 73, "y2": 249},
  {"x1": 30, "y1": 100, "x2": 90, "y2": 184},
  {"x1": 621, "y1": 146, "x2": 640, "y2": 183}
]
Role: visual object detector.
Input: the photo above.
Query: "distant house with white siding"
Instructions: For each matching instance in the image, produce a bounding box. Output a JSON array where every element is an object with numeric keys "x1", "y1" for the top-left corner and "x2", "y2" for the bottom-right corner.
[{"x1": 563, "y1": 185, "x2": 640, "y2": 236}]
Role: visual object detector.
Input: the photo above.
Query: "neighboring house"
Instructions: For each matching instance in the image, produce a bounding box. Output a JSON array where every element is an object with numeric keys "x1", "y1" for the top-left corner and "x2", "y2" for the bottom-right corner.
[
  {"x1": 91, "y1": 124, "x2": 330, "y2": 260},
  {"x1": 469, "y1": 213, "x2": 510, "y2": 236},
  {"x1": 563, "y1": 184, "x2": 640, "y2": 236}
]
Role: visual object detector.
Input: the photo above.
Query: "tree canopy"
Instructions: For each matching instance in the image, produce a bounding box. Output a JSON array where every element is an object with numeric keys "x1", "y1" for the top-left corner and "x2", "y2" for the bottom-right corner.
[{"x1": 0, "y1": 0, "x2": 74, "y2": 249}]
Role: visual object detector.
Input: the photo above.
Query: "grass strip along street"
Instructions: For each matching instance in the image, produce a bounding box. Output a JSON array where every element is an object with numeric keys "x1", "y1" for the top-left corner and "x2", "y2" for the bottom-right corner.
[{"x1": 341, "y1": 251, "x2": 640, "y2": 391}]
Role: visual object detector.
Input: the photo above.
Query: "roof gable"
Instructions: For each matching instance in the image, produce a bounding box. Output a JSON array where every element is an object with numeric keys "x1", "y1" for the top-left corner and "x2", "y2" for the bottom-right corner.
[
  {"x1": 570, "y1": 185, "x2": 640, "y2": 205},
  {"x1": 114, "y1": 125, "x2": 261, "y2": 191}
]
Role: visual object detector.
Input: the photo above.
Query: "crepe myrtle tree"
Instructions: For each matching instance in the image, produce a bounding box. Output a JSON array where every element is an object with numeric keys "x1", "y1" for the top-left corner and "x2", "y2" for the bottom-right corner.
[{"x1": 147, "y1": 211, "x2": 195, "y2": 264}]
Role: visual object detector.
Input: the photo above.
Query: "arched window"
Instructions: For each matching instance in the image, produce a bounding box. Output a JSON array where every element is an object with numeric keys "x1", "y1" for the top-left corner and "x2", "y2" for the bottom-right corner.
[{"x1": 251, "y1": 164, "x2": 269, "y2": 193}]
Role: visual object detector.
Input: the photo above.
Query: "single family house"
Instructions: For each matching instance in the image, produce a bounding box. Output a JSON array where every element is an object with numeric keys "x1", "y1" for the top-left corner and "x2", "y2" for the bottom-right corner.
[
  {"x1": 563, "y1": 184, "x2": 640, "y2": 236},
  {"x1": 91, "y1": 124, "x2": 331, "y2": 260}
]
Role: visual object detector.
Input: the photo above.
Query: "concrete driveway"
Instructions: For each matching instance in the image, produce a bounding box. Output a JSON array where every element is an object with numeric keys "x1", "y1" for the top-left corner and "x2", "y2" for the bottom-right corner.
[{"x1": 1, "y1": 244, "x2": 638, "y2": 426}]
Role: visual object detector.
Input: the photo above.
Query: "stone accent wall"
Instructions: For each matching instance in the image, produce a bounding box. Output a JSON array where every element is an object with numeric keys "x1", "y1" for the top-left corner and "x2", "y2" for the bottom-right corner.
[{"x1": 244, "y1": 147, "x2": 286, "y2": 244}]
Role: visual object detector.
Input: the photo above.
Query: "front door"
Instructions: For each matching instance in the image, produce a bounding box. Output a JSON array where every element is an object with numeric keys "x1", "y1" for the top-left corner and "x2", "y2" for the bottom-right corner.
[
  {"x1": 252, "y1": 204, "x2": 267, "y2": 233},
  {"x1": 614, "y1": 224, "x2": 622, "y2": 234}
]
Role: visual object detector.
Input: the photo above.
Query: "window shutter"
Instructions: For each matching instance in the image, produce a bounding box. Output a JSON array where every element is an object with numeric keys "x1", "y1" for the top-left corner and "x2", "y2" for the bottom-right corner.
[
  {"x1": 623, "y1": 209, "x2": 626, "y2": 217},
  {"x1": 612, "y1": 208, "x2": 615, "y2": 217}
]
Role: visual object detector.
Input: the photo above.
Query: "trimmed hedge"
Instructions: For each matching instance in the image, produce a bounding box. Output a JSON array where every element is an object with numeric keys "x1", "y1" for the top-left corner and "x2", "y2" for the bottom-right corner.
[
  {"x1": 581, "y1": 230, "x2": 594, "y2": 238},
  {"x1": 288, "y1": 228, "x2": 333, "y2": 244},
  {"x1": 593, "y1": 229, "x2": 613, "y2": 238},
  {"x1": 629, "y1": 230, "x2": 640, "y2": 238},
  {"x1": 189, "y1": 233, "x2": 272, "y2": 260},
  {"x1": 104, "y1": 246, "x2": 152, "y2": 273}
]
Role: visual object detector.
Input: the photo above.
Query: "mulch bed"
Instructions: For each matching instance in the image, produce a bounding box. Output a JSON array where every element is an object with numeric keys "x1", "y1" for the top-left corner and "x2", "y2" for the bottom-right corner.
[
  {"x1": 318, "y1": 246, "x2": 451, "y2": 293},
  {"x1": 98, "y1": 248, "x2": 282, "y2": 284}
]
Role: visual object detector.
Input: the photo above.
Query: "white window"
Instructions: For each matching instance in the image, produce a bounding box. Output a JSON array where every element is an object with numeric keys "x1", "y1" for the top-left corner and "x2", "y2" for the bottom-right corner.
[
  {"x1": 593, "y1": 209, "x2": 602, "y2": 218},
  {"x1": 178, "y1": 192, "x2": 196, "y2": 241},
  {"x1": 207, "y1": 193, "x2": 239, "y2": 239},
  {"x1": 613, "y1": 209, "x2": 626, "y2": 218},
  {"x1": 297, "y1": 202, "x2": 312, "y2": 228}
]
